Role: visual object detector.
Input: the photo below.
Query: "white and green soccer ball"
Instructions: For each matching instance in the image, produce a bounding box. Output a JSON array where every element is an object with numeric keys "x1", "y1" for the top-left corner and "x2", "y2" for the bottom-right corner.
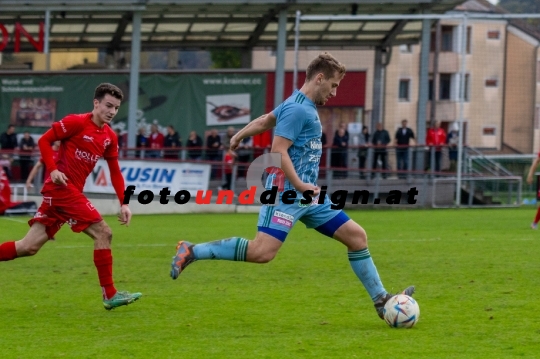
[{"x1": 383, "y1": 294, "x2": 420, "y2": 328}]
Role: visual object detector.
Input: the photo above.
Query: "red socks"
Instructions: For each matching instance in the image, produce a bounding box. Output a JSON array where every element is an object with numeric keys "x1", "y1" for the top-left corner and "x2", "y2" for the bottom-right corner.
[
  {"x1": 0, "y1": 241, "x2": 17, "y2": 261},
  {"x1": 534, "y1": 207, "x2": 540, "y2": 224},
  {"x1": 93, "y1": 249, "x2": 117, "y2": 300}
]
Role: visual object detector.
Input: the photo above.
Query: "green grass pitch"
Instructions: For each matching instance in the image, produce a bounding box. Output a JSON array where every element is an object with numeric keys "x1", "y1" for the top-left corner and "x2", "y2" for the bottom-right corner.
[{"x1": 1, "y1": 208, "x2": 540, "y2": 358}]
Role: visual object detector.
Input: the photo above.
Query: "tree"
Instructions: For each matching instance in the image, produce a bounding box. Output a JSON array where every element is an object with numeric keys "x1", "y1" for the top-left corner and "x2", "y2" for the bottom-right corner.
[
  {"x1": 209, "y1": 48, "x2": 241, "y2": 69},
  {"x1": 498, "y1": 0, "x2": 540, "y2": 29},
  {"x1": 498, "y1": 0, "x2": 540, "y2": 13}
]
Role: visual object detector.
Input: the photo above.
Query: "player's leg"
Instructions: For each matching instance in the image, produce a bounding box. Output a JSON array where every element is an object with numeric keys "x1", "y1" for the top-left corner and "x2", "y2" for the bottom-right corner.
[
  {"x1": 83, "y1": 220, "x2": 142, "y2": 310},
  {"x1": 0, "y1": 222, "x2": 49, "y2": 261},
  {"x1": 304, "y1": 206, "x2": 389, "y2": 301},
  {"x1": 331, "y1": 218, "x2": 388, "y2": 300},
  {"x1": 171, "y1": 232, "x2": 284, "y2": 279},
  {"x1": 303, "y1": 197, "x2": 414, "y2": 319},
  {"x1": 171, "y1": 203, "x2": 300, "y2": 279},
  {"x1": 331, "y1": 219, "x2": 414, "y2": 318},
  {"x1": 0, "y1": 194, "x2": 62, "y2": 262},
  {"x1": 532, "y1": 205, "x2": 540, "y2": 229}
]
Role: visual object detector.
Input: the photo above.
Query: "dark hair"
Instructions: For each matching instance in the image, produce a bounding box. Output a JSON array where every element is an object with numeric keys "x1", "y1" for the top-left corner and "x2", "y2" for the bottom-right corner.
[
  {"x1": 7, "y1": 124, "x2": 15, "y2": 129},
  {"x1": 94, "y1": 83, "x2": 124, "y2": 101},
  {"x1": 306, "y1": 52, "x2": 346, "y2": 81}
]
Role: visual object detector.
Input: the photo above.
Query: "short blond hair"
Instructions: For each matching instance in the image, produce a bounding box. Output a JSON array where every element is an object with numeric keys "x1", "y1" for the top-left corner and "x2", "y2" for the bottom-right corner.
[{"x1": 306, "y1": 52, "x2": 346, "y2": 81}]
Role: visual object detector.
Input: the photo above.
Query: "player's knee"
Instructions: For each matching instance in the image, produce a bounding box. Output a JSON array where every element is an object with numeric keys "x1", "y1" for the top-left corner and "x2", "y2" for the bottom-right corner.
[
  {"x1": 103, "y1": 227, "x2": 113, "y2": 243},
  {"x1": 253, "y1": 251, "x2": 276, "y2": 263},
  {"x1": 358, "y1": 226, "x2": 368, "y2": 246},
  {"x1": 347, "y1": 226, "x2": 368, "y2": 251},
  {"x1": 96, "y1": 225, "x2": 113, "y2": 243}
]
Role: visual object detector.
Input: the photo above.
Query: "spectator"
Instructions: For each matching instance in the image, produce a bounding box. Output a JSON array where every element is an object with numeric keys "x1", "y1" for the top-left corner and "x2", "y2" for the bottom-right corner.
[
  {"x1": 26, "y1": 141, "x2": 60, "y2": 190},
  {"x1": 147, "y1": 124, "x2": 164, "y2": 158},
  {"x1": 223, "y1": 126, "x2": 236, "y2": 150},
  {"x1": 394, "y1": 119, "x2": 415, "y2": 179},
  {"x1": 186, "y1": 130, "x2": 203, "y2": 161},
  {"x1": 0, "y1": 154, "x2": 13, "y2": 180},
  {"x1": 332, "y1": 128, "x2": 348, "y2": 179},
  {"x1": 236, "y1": 136, "x2": 252, "y2": 177},
  {"x1": 371, "y1": 122, "x2": 391, "y2": 179},
  {"x1": 447, "y1": 125, "x2": 459, "y2": 172},
  {"x1": 358, "y1": 126, "x2": 370, "y2": 179},
  {"x1": 0, "y1": 125, "x2": 17, "y2": 151},
  {"x1": 164, "y1": 125, "x2": 181, "y2": 160},
  {"x1": 206, "y1": 129, "x2": 222, "y2": 178},
  {"x1": 0, "y1": 125, "x2": 17, "y2": 179},
  {"x1": 335, "y1": 121, "x2": 350, "y2": 140},
  {"x1": 426, "y1": 121, "x2": 447, "y2": 172},
  {"x1": 114, "y1": 129, "x2": 125, "y2": 158},
  {"x1": 19, "y1": 131, "x2": 36, "y2": 181},
  {"x1": 319, "y1": 131, "x2": 328, "y2": 177},
  {"x1": 221, "y1": 148, "x2": 236, "y2": 190},
  {"x1": 135, "y1": 127, "x2": 148, "y2": 158},
  {"x1": 334, "y1": 121, "x2": 350, "y2": 175}
]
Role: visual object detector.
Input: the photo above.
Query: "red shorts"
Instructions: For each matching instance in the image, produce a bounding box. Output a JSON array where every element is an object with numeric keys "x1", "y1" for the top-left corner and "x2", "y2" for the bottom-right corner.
[{"x1": 28, "y1": 185, "x2": 102, "y2": 239}]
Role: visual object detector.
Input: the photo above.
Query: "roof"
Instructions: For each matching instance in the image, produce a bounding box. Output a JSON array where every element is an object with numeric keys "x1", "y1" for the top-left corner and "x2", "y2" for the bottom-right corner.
[
  {"x1": 0, "y1": 0, "x2": 463, "y2": 52},
  {"x1": 456, "y1": 0, "x2": 540, "y2": 41}
]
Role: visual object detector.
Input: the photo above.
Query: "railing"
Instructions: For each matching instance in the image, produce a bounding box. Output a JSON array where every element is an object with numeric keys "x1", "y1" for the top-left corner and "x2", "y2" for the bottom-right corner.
[
  {"x1": 1, "y1": 144, "x2": 521, "y2": 208},
  {"x1": 464, "y1": 147, "x2": 514, "y2": 177}
]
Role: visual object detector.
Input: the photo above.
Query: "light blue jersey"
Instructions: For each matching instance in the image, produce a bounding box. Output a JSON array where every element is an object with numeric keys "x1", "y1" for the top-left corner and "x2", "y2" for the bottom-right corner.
[{"x1": 268, "y1": 90, "x2": 322, "y2": 193}]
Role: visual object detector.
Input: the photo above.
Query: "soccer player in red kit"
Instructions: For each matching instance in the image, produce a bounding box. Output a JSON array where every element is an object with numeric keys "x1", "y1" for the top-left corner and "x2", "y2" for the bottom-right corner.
[
  {"x1": 0, "y1": 83, "x2": 142, "y2": 310},
  {"x1": 527, "y1": 153, "x2": 540, "y2": 229}
]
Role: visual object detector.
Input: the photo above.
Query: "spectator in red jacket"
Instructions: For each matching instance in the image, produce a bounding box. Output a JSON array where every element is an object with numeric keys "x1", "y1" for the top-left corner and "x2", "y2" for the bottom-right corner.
[
  {"x1": 426, "y1": 121, "x2": 447, "y2": 172},
  {"x1": 147, "y1": 124, "x2": 164, "y2": 158},
  {"x1": 0, "y1": 167, "x2": 12, "y2": 215}
]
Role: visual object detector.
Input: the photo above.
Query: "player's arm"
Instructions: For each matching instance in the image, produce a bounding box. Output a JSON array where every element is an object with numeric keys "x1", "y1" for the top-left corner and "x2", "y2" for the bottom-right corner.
[
  {"x1": 271, "y1": 135, "x2": 320, "y2": 196},
  {"x1": 38, "y1": 129, "x2": 68, "y2": 186},
  {"x1": 106, "y1": 158, "x2": 132, "y2": 226},
  {"x1": 230, "y1": 112, "x2": 276, "y2": 150},
  {"x1": 25, "y1": 160, "x2": 43, "y2": 189},
  {"x1": 527, "y1": 156, "x2": 540, "y2": 184}
]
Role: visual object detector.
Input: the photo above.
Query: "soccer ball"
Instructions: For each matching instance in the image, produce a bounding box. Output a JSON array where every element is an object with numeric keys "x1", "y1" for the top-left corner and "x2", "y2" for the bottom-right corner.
[{"x1": 383, "y1": 294, "x2": 420, "y2": 328}]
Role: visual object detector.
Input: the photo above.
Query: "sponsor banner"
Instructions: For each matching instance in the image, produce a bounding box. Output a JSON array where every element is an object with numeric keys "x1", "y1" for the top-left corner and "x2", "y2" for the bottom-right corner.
[
  {"x1": 84, "y1": 159, "x2": 210, "y2": 195},
  {"x1": 0, "y1": 74, "x2": 266, "y2": 137}
]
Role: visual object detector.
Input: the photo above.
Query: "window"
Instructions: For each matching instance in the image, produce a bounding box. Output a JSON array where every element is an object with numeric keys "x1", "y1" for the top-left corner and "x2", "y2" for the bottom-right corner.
[
  {"x1": 464, "y1": 74, "x2": 470, "y2": 102},
  {"x1": 399, "y1": 79, "x2": 410, "y2": 101},
  {"x1": 441, "y1": 26, "x2": 454, "y2": 52},
  {"x1": 487, "y1": 30, "x2": 500, "y2": 39},
  {"x1": 430, "y1": 25, "x2": 454, "y2": 52},
  {"x1": 429, "y1": 78, "x2": 434, "y2": 101},
  {"x1": 466, "y1": 26, "x2": 472, "y2": 54},
  {"x1": 485, "y1": 79, "x2": 498, "y2": 87},
  {"x1": 439, "y1": 74, "x2": 452, "y2": 100},
  {"x1": 483, "y1": 127, "x2": 496, "y2": 136}
]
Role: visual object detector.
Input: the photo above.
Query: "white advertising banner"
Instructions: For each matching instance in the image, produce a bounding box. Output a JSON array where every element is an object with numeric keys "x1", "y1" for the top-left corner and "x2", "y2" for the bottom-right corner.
[{"x1": 84, "y1": 159, "x2": 211, "y2": 195}]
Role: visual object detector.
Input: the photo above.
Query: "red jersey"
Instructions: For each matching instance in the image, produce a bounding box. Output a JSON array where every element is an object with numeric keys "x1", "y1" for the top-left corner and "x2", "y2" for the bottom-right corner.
[
  {"x1": 224, "y1": 153, "x2": 234, "y2": 175},
  {"x1": 0, "y1": 167, "x2": 11, "y2": 214},
  {"x1": 426, "y1": 128, "x2": 447, "y2": 149},
  {"x1": 43, "y1": 113, "x2": 118, "y2": 192},
  {"x1": 148, "y1": 132, "x2": 165, "y2": 149}
]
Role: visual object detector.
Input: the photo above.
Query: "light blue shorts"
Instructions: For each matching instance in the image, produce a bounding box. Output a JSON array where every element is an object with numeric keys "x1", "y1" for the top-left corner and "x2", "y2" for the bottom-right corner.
[{"x1": 257, "y1": 194, "x2": 350, "y2": 242}]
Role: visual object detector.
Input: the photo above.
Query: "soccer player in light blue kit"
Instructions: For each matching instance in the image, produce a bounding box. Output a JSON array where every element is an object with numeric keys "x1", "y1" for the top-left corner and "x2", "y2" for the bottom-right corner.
[{"x1": 171, "y1": 52, "x2": 414, "y2": 320}]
